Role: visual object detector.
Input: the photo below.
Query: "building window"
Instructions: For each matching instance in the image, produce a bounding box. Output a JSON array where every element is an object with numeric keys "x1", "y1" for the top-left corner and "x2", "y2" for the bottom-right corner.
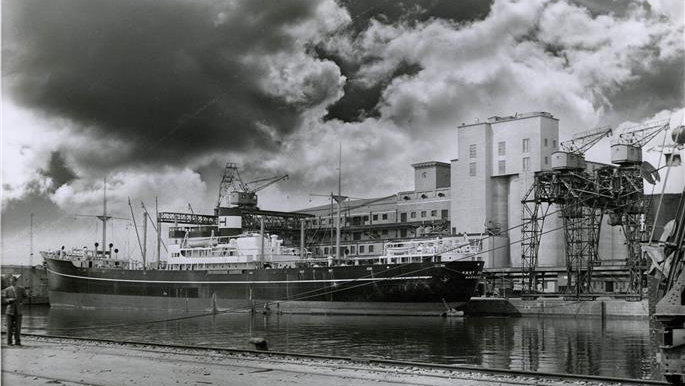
[
  {"x1": 498, "y1": 141, "x2": 506, "y2": 156},
  {"x1": 522, "y1": 138, "x2": 530, "y2": 153},
  {"x1": 544, "y1": 156, "x2": 549, "y2": 165},
  {"x1": 350, "y1": 246, "x2": 356, "y2": 254},
  {"x1": 552, "y1": 139, "x2": 557, "y2": 148},
  {"x1": 363, "y1": 215, "x2": 369, "y2": 222},
  {"x1": 442, "y1": 209, "x2": 449, "y2": 219},
  {"x1": 469, "y1": 144, "x2": 477, "y2": 159},
  {"x1": 353, "y1": 232, "x2": 361, "y2": 241},
  {"x1": 523, "y1": 157, "x2": 530, "y2": 171},
  {"x1": 381, "y1": 229, "x2": 388, "y2": 235},
  {"x1": 544, "y1": 138, "x2": 548, "y2": 147},
  {"x1": 372, "y1": 214, "x2": 378, "y2": 221},
  {"x1": 382, "y1": 213, "x2": 388, "y2": 220},
  {"x1": 421, "y1": 211, "x2": 426, "y2": 218},
  {"x1": 469, "y1": 162, "x2": 476, "y2": 176},
  {"x1": 324, "y1": 247, "x2": 329, "y2": 254},
  {"x1": 400, "y1": 229, "x2": 407, "y2": 237},
  {"x1": 410, "y1": 212, "x2": 416, "y2": 219},
  {"x1": 498, "y1": 160, "x2": 506, "y2": 174},
  {"x1": 369, "y1": 245, "x2": 374, "y2": 253},
  {"x1": 431, "y1": 210, "x2": 437, "y2": 217},
  {"x1": 360, "y1": 245, "x2": 365, "y2": 253}
]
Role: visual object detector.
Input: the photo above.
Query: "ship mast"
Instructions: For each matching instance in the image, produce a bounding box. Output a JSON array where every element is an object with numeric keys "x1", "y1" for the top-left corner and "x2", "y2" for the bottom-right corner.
[
  {"x1": 332, "y1": 144, "x2": 347, "y2": 261},
  {"x1": 96, "y1": 177, "x2": 112, "y2": 257}
]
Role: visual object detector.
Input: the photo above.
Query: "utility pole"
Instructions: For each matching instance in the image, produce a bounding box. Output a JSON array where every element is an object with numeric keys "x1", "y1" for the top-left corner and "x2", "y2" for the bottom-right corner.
[
  {"x1": 29, "y1": 213, "x2": 34, "y2": 266},
  {"x1": 142, "y1": 203, "x2": 148, "y2": 269},
  {"x1": 156, "y1": 196, "x2": 161, "y2": 265}
]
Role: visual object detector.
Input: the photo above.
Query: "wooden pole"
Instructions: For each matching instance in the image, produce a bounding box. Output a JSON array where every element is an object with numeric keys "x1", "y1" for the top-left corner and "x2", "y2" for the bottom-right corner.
[
  {"x1": 29, "y1": 213, "x2": 34, "y2": 266},
  {"x1": 156, "y1": 196, "x2": 161, "y2": 265},
  {"x1": 142, "y1": 204, "x2": 148, "y2": 269}
]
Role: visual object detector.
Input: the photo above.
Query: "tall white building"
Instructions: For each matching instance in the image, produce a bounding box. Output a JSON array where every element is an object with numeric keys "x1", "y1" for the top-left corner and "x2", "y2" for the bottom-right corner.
[{"x1": 450, "y1": 112, "x2": 564, "y2": 269}]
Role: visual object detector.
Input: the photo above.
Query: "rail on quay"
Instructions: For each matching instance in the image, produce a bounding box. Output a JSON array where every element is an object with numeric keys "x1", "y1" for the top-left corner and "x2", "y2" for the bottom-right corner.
[{"x1": 2, "y1": 333, "x2": 665, "y2": 386}]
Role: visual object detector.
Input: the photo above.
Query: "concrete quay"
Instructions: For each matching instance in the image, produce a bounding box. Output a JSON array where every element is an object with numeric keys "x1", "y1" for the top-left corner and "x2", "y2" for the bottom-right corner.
[
  {"x1": 464, "y1": 297, "x2": 649, "y2": 318},
  {"x1": 1, "y1": 335, "x2": 660, "y2": 386}
]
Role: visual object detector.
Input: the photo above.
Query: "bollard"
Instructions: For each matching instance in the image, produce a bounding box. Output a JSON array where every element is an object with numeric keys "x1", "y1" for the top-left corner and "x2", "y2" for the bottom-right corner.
[{"x1": 249, "y1": 337, "x2": 268, "y2": 350}]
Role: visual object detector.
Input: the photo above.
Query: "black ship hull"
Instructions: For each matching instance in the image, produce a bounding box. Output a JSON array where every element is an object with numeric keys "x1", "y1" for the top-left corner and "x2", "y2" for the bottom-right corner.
[{"x1": 46, "y1": 258, "x2": 483, "y2": 316}]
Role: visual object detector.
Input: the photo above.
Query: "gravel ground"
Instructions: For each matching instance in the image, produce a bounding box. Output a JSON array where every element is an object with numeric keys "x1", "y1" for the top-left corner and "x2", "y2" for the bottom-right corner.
[{"x1": 1, "y1": 336, "x2": 657, "y2": 386}]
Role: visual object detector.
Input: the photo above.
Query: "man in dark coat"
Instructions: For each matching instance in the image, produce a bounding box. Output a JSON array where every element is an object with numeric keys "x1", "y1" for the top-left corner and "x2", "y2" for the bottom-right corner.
[{"x1": 4, "y1": 276, "x2": 25, "y2": 346}]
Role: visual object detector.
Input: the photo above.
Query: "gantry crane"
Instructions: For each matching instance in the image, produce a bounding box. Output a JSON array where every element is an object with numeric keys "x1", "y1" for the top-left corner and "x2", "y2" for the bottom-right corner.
[
  {"x1": 216, "y1": 162, "x2": 288, "y2": 209},
  {"x1": 608, "y1": 119, "x2": 671, "y2": 294},
  {"x1": 521, "y1": 126, "x2": 612, "y2": 296}
]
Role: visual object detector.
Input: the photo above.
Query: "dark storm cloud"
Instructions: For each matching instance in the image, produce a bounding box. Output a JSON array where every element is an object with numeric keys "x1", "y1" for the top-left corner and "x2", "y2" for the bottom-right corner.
[
  {"x1": 602, "y1": 58, "x2": 685, "y2": 127},
  {"x1": 340, "y1": 0, "x2": 492, "y2": 33},
  {"x1": 323, "y1": 60, "x2": 422, "y2": 122},
  {"x1": 321, "y1": 0, "x2": 493, "y2": 122},
  {"x1": 2, "y1": 0, "x2": 333, "y2": 167},
  {"x1": 39, "y1": 151, "x2": 78, "y2": 191}
]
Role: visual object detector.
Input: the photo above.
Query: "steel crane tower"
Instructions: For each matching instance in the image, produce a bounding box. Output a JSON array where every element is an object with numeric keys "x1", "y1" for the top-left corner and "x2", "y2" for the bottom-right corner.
[
  {"x1": 216, "y1": 162, "x2": 288, "y2": 209},
  {"x1": 609, "y1": 119, "x2": 671, "y2": 294},
  {"x1": 520, "y1": 126, "x2": 612, "y2": 296}
]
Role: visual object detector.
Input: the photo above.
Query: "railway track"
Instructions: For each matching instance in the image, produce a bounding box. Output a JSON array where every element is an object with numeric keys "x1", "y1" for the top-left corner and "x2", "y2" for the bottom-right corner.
[{"x1": 7, "y1": 332, "x2": 666, "y2": 386}]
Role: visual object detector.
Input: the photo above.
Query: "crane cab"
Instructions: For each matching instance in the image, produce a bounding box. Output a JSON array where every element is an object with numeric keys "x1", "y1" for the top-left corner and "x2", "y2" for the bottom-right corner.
[
  {"x1": 551, "y1": 151, "x2": 585, "y2": 170},
  {"x1": 228, "y1": 191, "x2": 258, "y2": 207},
  {"x1": 611, "y1": 144, "x2": 642, "y2": 165}
]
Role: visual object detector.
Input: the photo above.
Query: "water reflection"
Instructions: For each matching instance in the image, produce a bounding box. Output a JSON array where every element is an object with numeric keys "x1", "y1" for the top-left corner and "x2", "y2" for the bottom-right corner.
[{"x1": 5, "y1": 306, "x2": 656, "y2": 380}]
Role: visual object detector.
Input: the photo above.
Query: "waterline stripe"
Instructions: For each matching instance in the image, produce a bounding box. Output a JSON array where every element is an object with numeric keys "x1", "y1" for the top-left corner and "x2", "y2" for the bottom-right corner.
[{"x1": 47, "y1": 269, "x2": 432, "y2": 284}]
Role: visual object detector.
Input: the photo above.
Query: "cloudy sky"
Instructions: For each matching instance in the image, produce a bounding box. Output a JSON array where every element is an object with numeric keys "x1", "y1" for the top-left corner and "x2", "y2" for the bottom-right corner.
[{"x1": 2, "y1": 0, "x2": 684, "y2": 264}]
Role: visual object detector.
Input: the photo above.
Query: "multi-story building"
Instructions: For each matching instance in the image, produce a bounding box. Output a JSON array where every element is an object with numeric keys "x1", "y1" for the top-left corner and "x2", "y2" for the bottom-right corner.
[
  {"x1": 450, "y1": 112, "x2": 564, "y2": 270},
  {"x1": 301, "y1": 162, "x2": 455, "y2": 259}
]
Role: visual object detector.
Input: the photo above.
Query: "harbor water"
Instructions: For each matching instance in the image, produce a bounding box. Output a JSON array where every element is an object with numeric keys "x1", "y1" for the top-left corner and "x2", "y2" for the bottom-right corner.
[{"x1": 2, "y1": 305, "x2": 658, "y2": 380}]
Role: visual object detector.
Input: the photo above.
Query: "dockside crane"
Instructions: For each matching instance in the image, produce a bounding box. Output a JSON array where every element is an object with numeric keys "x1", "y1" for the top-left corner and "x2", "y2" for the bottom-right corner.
[
  {"x1": 551, "y1": 126, "x2": 612, "y2": 170},
  {"x1": 216, "y1": 162, "x2": 288, "y2": 209},
  {"x1": 608, "y1": 119, "x2": 671, "y2": 294},
  {"x1": 521, "y1": 126, "x2": 613, "y2": 296}
]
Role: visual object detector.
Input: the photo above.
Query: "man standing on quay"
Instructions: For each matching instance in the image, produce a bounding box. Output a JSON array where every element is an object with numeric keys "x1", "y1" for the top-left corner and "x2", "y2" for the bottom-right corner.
[{"x1": 4, "y1": 275, "x2": 25, "y2": 346}]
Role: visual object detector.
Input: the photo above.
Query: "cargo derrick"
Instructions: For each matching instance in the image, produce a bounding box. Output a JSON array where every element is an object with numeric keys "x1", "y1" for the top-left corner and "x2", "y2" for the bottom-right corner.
[{"x1": 520, "y1": 126, "x2": 612, "y2": 296}]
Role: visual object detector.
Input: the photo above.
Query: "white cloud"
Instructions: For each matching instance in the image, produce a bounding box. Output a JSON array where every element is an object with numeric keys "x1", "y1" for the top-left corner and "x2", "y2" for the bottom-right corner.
[
  {"x1": 51, "y1": 167, "x2": 207, "y2": 217},
  {"x1": 2, "y1": 0, "x2": 683, "y2": 242}
]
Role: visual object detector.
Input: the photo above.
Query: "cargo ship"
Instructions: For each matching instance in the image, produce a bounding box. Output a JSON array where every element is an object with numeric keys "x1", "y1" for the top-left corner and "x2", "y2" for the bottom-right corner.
[
  {"x1": 42, "y1": 231, "x2": 483, "y2": 315},
  {"x1": 41, "y1": 164, "x2": 483, "y2": 315}
]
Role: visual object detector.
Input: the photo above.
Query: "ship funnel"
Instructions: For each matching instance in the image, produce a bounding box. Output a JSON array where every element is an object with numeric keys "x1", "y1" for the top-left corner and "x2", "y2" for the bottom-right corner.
[{"x1": 217, "y1": 207, "x2": 242, "y2": 236}]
